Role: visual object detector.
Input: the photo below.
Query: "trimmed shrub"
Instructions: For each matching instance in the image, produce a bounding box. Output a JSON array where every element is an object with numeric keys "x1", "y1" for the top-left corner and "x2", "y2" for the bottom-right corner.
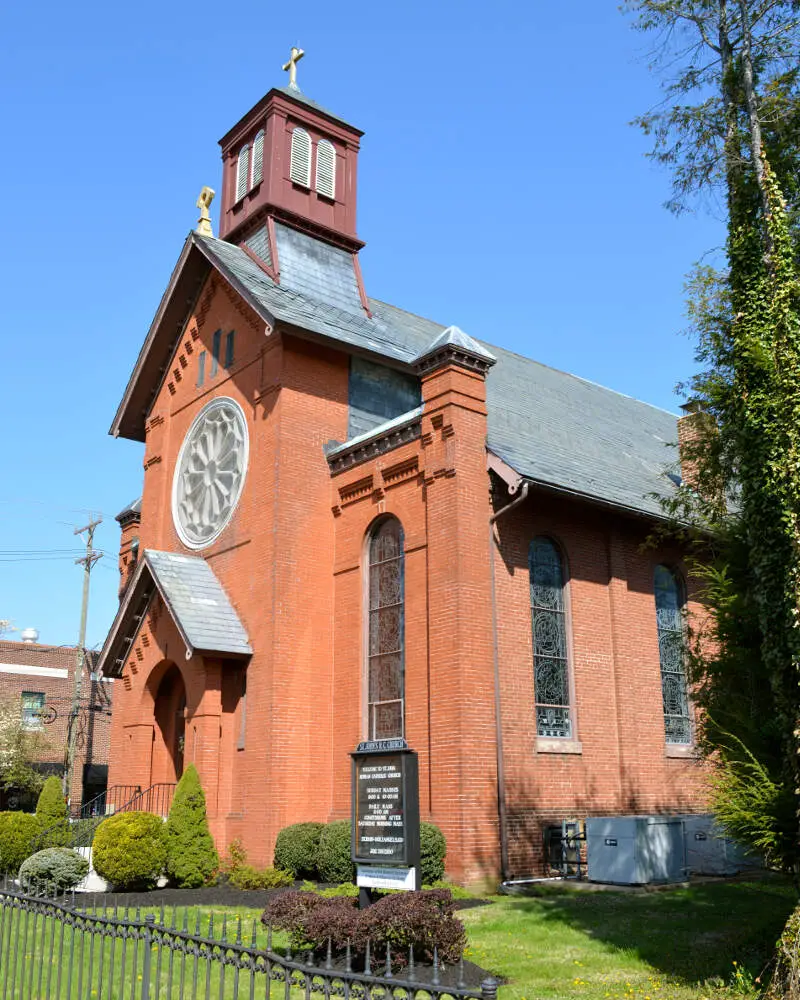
[
  {"x1": 262, "y1": 889, "x2": 465, "y2": 969},
  {"x1": 420, "y1": 823, "x2": 447, "y2": 884},
  {"x1": 229, "y1": 865, "x2": 294, "y2": 890},
  {"x1": 93, "y1": 812, "x2": 167, "y2": 890},
  {"x1": 316, "y1": 821, "x2": 354, "y2": 884},
  {"x1": 19, "y1": 848, "x2": 88, "y2": 892},
  {"x1": 36, "y1": 777, "x2": 69, "y2": 848},
  {"x1": 0, "y1": 813, "x2": 41, "y2": 874},
  {"x1": 165, "y1": 765, "x2": 218, "y2": 888},
  {"x1": 274, "y1": 822, "x2": 324, "y2": 879}
]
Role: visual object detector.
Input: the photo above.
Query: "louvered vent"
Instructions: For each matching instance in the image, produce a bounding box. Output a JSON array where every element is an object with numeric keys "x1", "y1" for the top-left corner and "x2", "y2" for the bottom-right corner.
[
  {"x1": 289, "y1": 128, "x2": 312, "y2": 187},
  {"x1": 315, "y1": 139, "x2": 336, "y2": 199},
  {"x1": 244, "y1": 225, "x2": 272, "y2": 266},
  {"x1": 236, "y1": 145, "x2": 250, "y2": 202},
  {"x1": 252, "y1": 130, "x2": 264, "y2": 185}
]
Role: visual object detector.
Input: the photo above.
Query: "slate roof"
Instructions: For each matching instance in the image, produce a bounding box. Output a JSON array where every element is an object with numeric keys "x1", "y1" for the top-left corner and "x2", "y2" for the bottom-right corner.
[
  {"x1": 274, "y1": 85, "x2": 359, "y2": 131},
  {"x1": 97, "y1": 549, "x2": 251, "y2": 678},
  {"x1": 113, "y1": 231, "x2": 680, "y2": 520}
]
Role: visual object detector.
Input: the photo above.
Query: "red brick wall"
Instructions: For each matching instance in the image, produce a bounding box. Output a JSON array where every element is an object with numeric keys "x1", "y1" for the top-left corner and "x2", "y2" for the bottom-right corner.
[
  {"x1": 108, "y1": 273, "x2": 710, "y2": 886},
  {"x1": 0, "y1": 641, "x2": 113, "y2": 808}
]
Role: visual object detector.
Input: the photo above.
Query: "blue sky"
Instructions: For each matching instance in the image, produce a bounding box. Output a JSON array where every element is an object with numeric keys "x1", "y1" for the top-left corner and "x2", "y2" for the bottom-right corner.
[{"x1": 0, "y1": 0, "x2": 724, "y2": 649}]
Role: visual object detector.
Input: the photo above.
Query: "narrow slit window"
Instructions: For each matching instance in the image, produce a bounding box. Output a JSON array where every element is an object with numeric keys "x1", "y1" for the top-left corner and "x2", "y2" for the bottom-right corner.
[
  {"x1": 197, "y1": 350, "x2": 206, "y2": 387},
  {"x1": 237, "y1": 669, "x2": 247, "y2": 750},
  {"x1": 289, "y1": 127, "x2": 312, "y2": 187},
  {"x1": 252, "y1": 130, "x2": 264, "y2": 186},
  {"x1": 236, "y1": 145, "x2": 250, "y2": 202},
  {"x1": 224, "y1": 331, "x2": 235, "y2": 368},
  {"x1": 655, "y1": 566, "x2": 691, "y2": 744},
  {"x1": 211, "y1": 330, "x2": 221, "y2": 377},
  {"x1": 366, "y1": 518, "x2": 405, "y2": 740},
  {"x1": 315, "y1": 139, "x2": 336, "y2": 199},
  {"x1": 530, "y1": 537, "x2": 572, "y2": 738}
]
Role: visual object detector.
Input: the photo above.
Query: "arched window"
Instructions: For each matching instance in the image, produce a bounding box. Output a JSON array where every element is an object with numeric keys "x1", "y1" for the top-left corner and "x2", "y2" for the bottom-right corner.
[
  {"x1": 289, "y1": 127, "x2": 312, "y2": 187},
  {"x1": 366, "y1": 518, "x2": 405, "y2": 739},
  {"x1": 252, "y1": 130, "x2": 264, "y2": 186},
  {"x1": 236, "y1": 145, "x2": 250, "y2": 202},
  {"x1": 315, "y1": 139, "x2": 336, "y2": 199},
  {"x1": 530, "y1": 537, "x2": 572, "y2": 738},
  {"x1": 655, "y1": 566, "x2": 691, "y2": 744}
]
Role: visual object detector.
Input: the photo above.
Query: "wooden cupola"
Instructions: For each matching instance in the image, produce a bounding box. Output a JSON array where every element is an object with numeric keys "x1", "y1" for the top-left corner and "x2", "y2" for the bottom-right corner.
[{"x1": 217, "y1": 53, "x2": 364, "y2": 262}]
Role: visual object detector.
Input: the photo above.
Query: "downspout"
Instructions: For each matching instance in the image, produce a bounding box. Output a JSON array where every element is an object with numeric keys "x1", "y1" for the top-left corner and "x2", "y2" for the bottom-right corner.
[{"x1": 489, "y1": 479, "x2": 529, "y2": 881}]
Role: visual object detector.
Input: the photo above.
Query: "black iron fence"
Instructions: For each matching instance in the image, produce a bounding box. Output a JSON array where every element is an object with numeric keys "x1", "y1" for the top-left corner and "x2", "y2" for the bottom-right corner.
[{"x1": 0, "y1": 883, "x2": 499, "y2": 1000}]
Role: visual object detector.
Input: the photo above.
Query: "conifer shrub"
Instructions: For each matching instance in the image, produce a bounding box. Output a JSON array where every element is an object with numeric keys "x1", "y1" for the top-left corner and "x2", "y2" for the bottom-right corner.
[
  {"x1": 420, "y1": 822, "x2": 447, "y2": 884},
  {"x1": 93, "y1": 812, "x2": 167, "y2": 890},
  {"x1": 35, "y1": 777, "x2": 69, "y2": 848},
  {"x1": 165, "y1": 764, "x2": 218, "y2": 888},
  {"x1": 19, "y1": 848, "x2": 88, "y2": 892},
  {"x1": 0, "y1": 813, "x2": 41, "y2": 874},
  {"x1": 274, "y1": 822, "x2": 324, "y2": 878},
  {"x1": 316, "y1": 820, "x2": 355, "y2": 884},
  {"x1": 262, "y1": 889, "x2": 465, "y2": 969}
]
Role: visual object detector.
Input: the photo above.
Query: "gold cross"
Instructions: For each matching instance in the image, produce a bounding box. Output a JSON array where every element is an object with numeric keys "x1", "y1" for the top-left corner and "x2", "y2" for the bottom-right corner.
[{"x1": 282, "y1": 46, "x2": 304, "y2": 89}]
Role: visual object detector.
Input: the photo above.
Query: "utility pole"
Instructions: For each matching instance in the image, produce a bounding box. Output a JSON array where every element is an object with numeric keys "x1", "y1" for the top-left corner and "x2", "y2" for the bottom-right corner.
[{"x1": 64, "y1": 518, "x2": 102, "y2": 806}]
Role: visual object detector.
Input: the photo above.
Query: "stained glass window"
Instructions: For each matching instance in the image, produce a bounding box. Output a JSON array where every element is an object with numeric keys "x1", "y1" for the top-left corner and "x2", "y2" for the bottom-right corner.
[
  {"x1": 655, "y1": 565, "x2": 691, "y2": 744},
  {"x1": 530, "y1": 538, "x2": 572, "y2": 739},
  {"x1": 367, "y1": 518, "x2": 405, "y2": 740}
]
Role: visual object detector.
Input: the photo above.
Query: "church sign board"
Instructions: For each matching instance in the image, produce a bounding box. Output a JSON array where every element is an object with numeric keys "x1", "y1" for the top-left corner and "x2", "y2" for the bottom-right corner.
[{"x1": 351, "y1": 740, "x2": 420, "y2": 892}]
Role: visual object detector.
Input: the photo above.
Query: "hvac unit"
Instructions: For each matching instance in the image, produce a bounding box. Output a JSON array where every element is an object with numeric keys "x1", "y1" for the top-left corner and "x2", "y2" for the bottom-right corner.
[
  {"x1": 681, "y1": 814, "x2": 756, "y2": 875},
  {"x1": 586, "y1": 816, "x2": 686, "y2": 885}
]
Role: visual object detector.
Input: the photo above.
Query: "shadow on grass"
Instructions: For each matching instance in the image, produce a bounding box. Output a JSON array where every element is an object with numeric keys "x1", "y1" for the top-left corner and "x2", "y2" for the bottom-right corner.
[{"x1": 503, "y1": 879, "x2": 795, "y2": 986}]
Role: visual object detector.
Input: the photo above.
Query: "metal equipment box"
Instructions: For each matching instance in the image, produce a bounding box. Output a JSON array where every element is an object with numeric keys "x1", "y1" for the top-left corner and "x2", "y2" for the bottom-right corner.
[
  {"x1": 586, "y1": 816, "x2": 686, "y2": 885},
  {"x1": 681, "y1": 814, "x2": 754, "y2": 875}
]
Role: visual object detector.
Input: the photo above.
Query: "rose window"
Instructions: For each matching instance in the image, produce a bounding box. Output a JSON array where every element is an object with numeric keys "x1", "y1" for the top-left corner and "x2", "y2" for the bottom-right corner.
[{"x1": 172, "y1": 398, "x2": 248, "y2": 549}]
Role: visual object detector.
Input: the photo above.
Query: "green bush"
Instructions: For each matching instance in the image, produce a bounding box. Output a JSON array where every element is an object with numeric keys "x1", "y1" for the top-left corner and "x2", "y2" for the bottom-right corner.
[
  {"x1": 93, "y1": 812, "x2": 167, "y2": 890},
  {"x1": 229, "y1": 864, "x2": 294, "y2": 890},
  {"x1": 165, "y1": 765, "x2": 218, "y2": 888},
  {"x1": 316, "y1": 821, "x2": 355, "y2": 884},
  {"x1": 0, "y1": 813, "x2": 41, "y2": 874},
  {"x1": 19, "y1": 848, "x2": 88, "y2": 891},
  {"x1": 35, "y1": 777, "x2": 69, "y2": 848},
  {"x1": 420, "y1": 823, "x2": 447, "y2": 884},
  {"x1": 274, "y1": 822, "x2": 324, "y2": 878}
]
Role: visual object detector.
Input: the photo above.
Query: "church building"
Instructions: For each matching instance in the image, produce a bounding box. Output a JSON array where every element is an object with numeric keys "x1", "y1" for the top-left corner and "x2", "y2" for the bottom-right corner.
[{"x1": 98, "y1": 53, "x2": 707, "y2": 885}]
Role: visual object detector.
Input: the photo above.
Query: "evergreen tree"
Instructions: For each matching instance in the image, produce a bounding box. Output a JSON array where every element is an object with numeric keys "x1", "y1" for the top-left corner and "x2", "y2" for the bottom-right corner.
[
  {"x1": 35, "y1": 775, "x2": 68, "y2": 848},
  {"x1": 165, "y1": 764, "x2": 218, "y2": 888}
]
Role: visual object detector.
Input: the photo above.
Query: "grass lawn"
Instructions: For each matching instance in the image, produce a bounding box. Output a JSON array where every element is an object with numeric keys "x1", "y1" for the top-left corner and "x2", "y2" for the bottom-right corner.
[
  {"x1": 0, "y1": 879, "x2": 793, "y2": 999},
  {"x1": 460, "y1": 879, "x2": 796, "y2": 1000}
]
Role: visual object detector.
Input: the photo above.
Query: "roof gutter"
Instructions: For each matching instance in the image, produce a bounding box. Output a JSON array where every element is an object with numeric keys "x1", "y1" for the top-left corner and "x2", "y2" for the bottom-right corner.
[{"x1": 489, "y1": 476, "x2": 530, "y2": 882}]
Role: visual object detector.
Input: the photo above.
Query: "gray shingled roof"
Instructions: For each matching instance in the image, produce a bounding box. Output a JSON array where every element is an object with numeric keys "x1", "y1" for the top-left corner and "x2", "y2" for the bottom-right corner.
[
  {"x1": 195, "y1": 234, "x2": 679, "y2": 518},
  {"x1": 97, "y1": 548, "x2": 251, "y2": 678},
  {"x1": 274, "y1": 85, "x2": 358, "y2": 131}
]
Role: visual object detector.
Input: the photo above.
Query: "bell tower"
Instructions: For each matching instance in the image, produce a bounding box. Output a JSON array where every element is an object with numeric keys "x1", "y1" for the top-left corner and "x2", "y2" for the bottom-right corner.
[{"x1": 217, "y1": 50, "x2": 365, "y2": 265}]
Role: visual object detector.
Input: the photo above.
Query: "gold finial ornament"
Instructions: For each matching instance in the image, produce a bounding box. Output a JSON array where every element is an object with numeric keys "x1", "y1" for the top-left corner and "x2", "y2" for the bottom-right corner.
[
  {"x1": 195, "y1": 186, "x2": 215, "y2": 237},
  {"x1": 282, "y1": 46, "x2": 304, "y2": 90}
]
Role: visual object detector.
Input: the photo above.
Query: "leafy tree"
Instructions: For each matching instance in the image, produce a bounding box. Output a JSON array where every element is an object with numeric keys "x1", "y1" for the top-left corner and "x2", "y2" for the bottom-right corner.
[
  {"x1": 165, "y1": 764, "x2": 218, "y2": 888},
  {"x1": 0, "y1": 697, "x2": 49, "y2": 799}
]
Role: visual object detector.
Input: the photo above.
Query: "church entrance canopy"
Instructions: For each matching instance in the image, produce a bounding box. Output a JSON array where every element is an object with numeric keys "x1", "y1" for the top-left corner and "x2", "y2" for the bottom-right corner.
[{"x1": 96, "y1": 549, "x2": 252, "y2": 679}]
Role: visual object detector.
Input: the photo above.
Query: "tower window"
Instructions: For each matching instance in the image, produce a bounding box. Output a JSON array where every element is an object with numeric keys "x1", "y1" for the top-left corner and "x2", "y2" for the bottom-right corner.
[
  {"x1": 211, "y1": 330, "x2": 221, "y2": 377},
  {"x1": 366, "y1": 518, "x2": 405, "y2": 740},
  {"x1": 289, "y1": 127, "x2": 312, "y2": 188},
  {"x1": 315, "y1": 139, "x2": 336, "y2": 199},
  {"x1": 252, "y1": 130, "x2": 264, "y2": 186},
  {"x1": 225, "y1": 331, "x2": 235, "y2": 368},
  {"x1": 236, "y1": 145, "x2": 250, "y2": 202},
  {"x1": 654, "y1": 565, "x2": 691, "y2": 744},
  {"x1": 530, "y1": 537, "x2": 573, "y2": 738},
  {"x1": 197, "y1": 350, "x2": 206, "y2": 387}
]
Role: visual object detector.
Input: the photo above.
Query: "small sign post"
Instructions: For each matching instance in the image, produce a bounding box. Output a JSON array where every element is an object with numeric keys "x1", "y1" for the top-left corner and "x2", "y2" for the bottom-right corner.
[{"x1": 351, "y1": 739, "x2": 420, "y2": 907}]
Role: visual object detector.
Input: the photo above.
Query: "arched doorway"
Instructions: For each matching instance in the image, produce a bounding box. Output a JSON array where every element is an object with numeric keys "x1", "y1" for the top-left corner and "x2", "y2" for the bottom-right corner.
[{"x1": 152, "y1": 664, "x2": 186, "y2": 785}]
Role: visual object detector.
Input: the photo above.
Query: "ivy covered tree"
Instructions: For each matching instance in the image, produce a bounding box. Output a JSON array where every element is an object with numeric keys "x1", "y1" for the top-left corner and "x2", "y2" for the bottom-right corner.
[{"x1": 627, "y1": 2, "x2": 800, "y2": 991}]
